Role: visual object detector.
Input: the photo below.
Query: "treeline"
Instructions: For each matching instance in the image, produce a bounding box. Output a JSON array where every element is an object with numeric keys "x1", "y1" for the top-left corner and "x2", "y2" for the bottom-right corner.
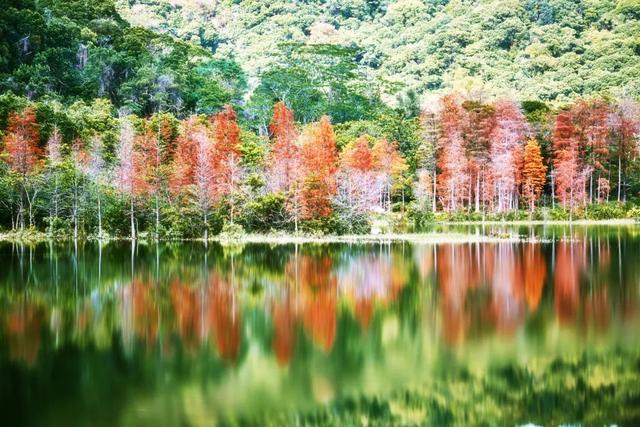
[{"x1": 1, "y1": 94, "x2": 639, "y2": 239}]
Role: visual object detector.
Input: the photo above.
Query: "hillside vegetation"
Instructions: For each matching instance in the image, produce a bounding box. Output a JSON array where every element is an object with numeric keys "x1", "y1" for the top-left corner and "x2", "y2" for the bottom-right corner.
[{"x1": 115, "y1": 0, "x2": 640, "y2": 102}]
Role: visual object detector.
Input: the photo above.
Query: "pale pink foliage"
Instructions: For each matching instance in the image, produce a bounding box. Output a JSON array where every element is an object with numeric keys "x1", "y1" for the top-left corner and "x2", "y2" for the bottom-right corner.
[{"x1": 489, "y1": 100, "x2": 528, "y2": 212}]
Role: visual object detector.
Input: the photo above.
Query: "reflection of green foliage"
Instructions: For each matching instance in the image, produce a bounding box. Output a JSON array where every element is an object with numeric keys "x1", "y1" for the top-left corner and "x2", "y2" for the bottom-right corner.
[{"x1": 274, "y1": 351, "x2": 640, "y2": 426}]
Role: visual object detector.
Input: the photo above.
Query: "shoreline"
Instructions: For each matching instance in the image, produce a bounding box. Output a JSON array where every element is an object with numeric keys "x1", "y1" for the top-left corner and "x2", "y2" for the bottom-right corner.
[
  {"x1": 428, "y1": 218, "x2": 637, "y2": 226},
  {"x1": 0, "y1": 219, "x2": 636, "y2": 245}
]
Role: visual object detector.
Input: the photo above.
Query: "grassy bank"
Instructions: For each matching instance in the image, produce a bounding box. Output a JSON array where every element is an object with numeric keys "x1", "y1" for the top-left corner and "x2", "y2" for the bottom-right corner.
[{"x1": 0, "y1": 218, "x2": 638, "y2": 245}]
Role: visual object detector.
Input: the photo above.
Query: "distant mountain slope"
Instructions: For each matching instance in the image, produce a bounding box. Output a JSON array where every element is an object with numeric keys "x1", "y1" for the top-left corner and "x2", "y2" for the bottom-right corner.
[{"x1": 115, "y1": 0, "x2": 640, "y2": 102}]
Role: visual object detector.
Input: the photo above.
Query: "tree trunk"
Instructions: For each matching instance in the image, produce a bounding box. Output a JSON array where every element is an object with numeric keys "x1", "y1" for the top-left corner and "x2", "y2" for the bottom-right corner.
[
  {"x1": 155, "y1": 193, "x2": 160, "y2": 241},
  {"x1": 97, "y1": 189, "x2": 102, "y2": 240},
  {"x1": 551, "y1": 170, "x2": 555, "y2": 209},
  {"x1": 229, "y1": 154, "x2": 236, "y2": 225},
  {"x1": 130, "y1": 198, "x2": 136, "y2": 240},
  {"x1": 203, "y1": 210, "x2": 208, "y2": 241},
  {"x1": 18, "y1": 184, "x2": 25, "y2": 231},
  {"x1": 617, "y1": 156, "x2": 622, "y2": 202},
  {"x1": 475, "y1": 173, "x2": 480, "y2": 212},
  {"x1": 432, "y1": 171, "x2": 437, "y2": 213},
  {"x1": 73, "y1": 192, "x2": 78, "y2": 241}
]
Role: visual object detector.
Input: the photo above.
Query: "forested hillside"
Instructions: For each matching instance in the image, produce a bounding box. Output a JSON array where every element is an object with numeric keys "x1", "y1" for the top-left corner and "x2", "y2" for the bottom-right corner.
[{"x1": 115, "y1": 0, "x2": 640, "y2": 102}]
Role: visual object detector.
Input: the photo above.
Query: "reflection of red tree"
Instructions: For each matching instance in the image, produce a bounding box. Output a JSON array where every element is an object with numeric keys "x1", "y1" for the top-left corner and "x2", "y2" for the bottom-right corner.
[
  {"x1": 413, "y1": 246, "x2": 435, "y2": 282},
  {"x1": 130, "y1": 279, "x2": 158, "y2": 344},
  {"x1": 354, "y1": 299, "x2": 374, "y2": 330},
  {"x1": 170, "y1": 279, "x2": 202, "y2": 351},
  {"x1": 523, "y1": 245, "x2": 546, "y2": 312},
  {"x1": 272, "y1": 298, "x2": 296, "y2": 366},
  {"x1": 490, "y1": 244, "x2": 524, "y2": 335},
  {"x1": 5, "y1": 302, "x2": 43, "y2": 366},
  {"x1": 554, "y1": 242, "x2": 584, "y2": 324},
  {"x1": 337, "y1": 252, "x2": 407, "y2": 331},
  {"x1": 207, "y1": 274, "x2": 241, "y2": 362},
  {"x1": 299, "y1": 255, "x2": 337, "y2": 352},
  {"x1": 437, "y1": 244, "x2": 478, "y2": 345},
  {"x1": 585, "y1": 288, "x2": 610, "y2": 330}
]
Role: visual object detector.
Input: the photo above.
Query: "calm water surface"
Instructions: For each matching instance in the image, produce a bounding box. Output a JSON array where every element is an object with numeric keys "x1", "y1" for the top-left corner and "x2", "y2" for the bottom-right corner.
[{"x1": 1, "y1": 225, "x2": 640, "y2": 426}]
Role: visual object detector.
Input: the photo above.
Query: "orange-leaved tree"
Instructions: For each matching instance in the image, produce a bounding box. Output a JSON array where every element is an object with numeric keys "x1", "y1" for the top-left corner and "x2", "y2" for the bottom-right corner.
[
  {"x1": 300, "y1": 116, "x2": 338, "y2": 222},
  {"x1": 1, "y1": 106, "x2": 42, "y2": 230},
  {"x1": 211, "y1": 105, "x2": 242, "y2": 224},
  {"x1": 571, "y1": 99, "x2": 610, "y2": 203},
  {"x1": 552, "y1": 111, "x2": 584, "y2": 215},
  {"x1": 522, "y1": 139, "x2": 546, "y2": 212},
  {"x1": 336, "y1": 135, "x2": 379, "y2": 222},
  {"x1": 437, "y1": 95, "x2": 468, "y2": 211},
  {"x1": 268, "y1": 101, "x2": 300, "y2": 192},
  {"x1": 170, "y1": 117, "x2": 217, "y2": 240}
]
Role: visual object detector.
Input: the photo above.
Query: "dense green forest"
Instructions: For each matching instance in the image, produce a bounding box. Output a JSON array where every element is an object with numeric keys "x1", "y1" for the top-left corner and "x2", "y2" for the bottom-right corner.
[
  {"x1": 115, "y1": 0, "x2": 640, "y2": 102},
  {"x1": 1, "y1": 0, "x2": 640, "y2": 240}
]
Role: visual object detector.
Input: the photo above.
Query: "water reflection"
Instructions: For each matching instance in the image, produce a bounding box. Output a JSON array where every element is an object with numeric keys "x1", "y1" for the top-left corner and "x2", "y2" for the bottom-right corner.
[{"x1": 1, "y1": 226, "x2": 640, "y2": 425}]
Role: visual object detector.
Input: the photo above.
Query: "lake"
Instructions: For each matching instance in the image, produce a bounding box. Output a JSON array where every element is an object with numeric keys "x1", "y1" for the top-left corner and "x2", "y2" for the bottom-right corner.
[{"x1": 1, "y1": 225, "x2": 639, "y2": 426}]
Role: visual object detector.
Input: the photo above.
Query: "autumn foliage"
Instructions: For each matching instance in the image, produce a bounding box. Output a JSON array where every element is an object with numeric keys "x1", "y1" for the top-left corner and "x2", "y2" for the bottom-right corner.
[
  {"x1": 3, "y1": 107, "x2": 41, "y2": 176},
  {"x1": 1, "y1": 94, "x2": 640, "y2": 237},
  {"x1": 300, "y1": 116, "x2": 338, "y2": 219},
  {"x1": 522, "y1": 139, "x2": 547, "y2": 211}
]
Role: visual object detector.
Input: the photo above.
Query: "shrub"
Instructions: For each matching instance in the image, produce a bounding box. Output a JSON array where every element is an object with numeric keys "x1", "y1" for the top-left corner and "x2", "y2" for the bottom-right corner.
[
  {"x1": 219, "y1": 222, "x2": 246, "y2": 239},
  {"x1": 240, "y1": 193, "x2": 289, "y2": 232},
  {"x1": 548, "y1": 207, "x2": 570, "y2": 221},
  {"x1": 585, "y1": 202, "x2": 626, "y2": 220},
  {"x1": 411, "y1": 207, "x2": 435, "y2": 230},
  {"x1": 300, "y1": 211, "x2": 370, "y2": 235},
  {"x1": 626, "y1": 205, "x2": 640, "y2": 219},
  {"x1": 160, "y1": 205, "x2": 205, "y2": 239}
]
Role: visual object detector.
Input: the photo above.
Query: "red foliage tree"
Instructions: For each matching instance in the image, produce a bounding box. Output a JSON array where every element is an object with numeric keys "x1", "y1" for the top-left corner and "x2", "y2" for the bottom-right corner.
[
  {"x1": 211, "y1": 105, "x2": 242, "y2": 224},
  {"x1": 300, "y1": 116, "x2": 338, "y2": 220},
  {"x1": 169, "y1": 117, "x2": 200, "y2": 194},
  {"x1": 170, "y1": 117, "x2": 218, "y2": 239},
  {"x1": 1, "y1": 107, "x2": 42, "y2": 229},
  {"x1": 611, "y1": 99, "x2": 640, "y2": 201},
  {"x1": 522, "y1": 139, "x2": 547, "y2": 211},
  {"x1": 437, "y1": 95, "x2": 468, "y2": 211},
  {"x1": 552, "y1": 111, "x2": 585, "y2": 213},
  {"x1": 336, "y1": 135, "x2": 378, "y2": 218},
  {"x1": 571, "y1": 99, "x2": 610, "y2": 203},
  {"x1": 372, "y1": 138, "x2": 407, "y2": 212},
  {"x1": 3, "y1": 107, "x2": 41, "y2": 176},
  {"x1": 268, "y1": 101, "x2": 300, "y2": 192},
  {"x1": 489, "y1": 100, "x2": 528, "y2": 212},
  {"x1": 137, "y1": 123, "x2": 165, "y2": 239},
  {"x1": 115, "y1": 118, "x2": 149, "y2": 240},
  {"x1": 462, "y1": 100, "x2": 495, "y2": 212},
  {"x1": 4, "y1": 107, "x2": 42, "y2": 229}
]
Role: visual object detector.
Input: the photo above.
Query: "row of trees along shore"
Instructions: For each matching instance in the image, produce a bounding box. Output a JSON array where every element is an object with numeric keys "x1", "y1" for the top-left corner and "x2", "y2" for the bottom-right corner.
[{"x1": 1, "y1": 94, "x2": 640, "y2": 239}]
